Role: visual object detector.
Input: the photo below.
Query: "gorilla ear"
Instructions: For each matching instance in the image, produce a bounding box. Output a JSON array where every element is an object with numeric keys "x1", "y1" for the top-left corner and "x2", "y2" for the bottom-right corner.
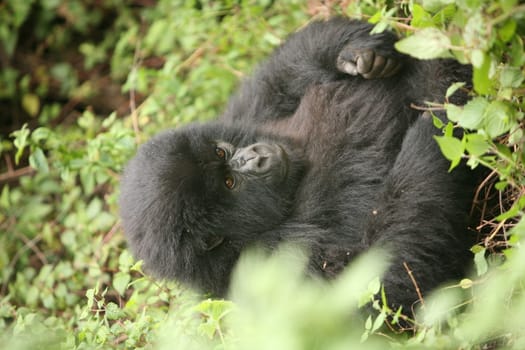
[{"x1": 204, "y1": 235, "x2": 225, "y2": 251}]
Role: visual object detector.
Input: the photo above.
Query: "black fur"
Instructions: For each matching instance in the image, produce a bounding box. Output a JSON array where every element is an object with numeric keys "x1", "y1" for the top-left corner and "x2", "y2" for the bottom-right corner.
[{"x1": 120, "y1": 18, "x2": 475, "y2": 312}]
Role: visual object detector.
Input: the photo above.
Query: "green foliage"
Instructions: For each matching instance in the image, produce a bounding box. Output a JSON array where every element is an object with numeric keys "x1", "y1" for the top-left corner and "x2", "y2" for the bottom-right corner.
[
  {"x1": 0, "y1": 0, "x2": 524, "y2": 349},
  {"x1": 395, "y1": 27, "x2": 453, "y2": 59},
  {"x1": 393, "y1": 1, "x2": 524, "y2": 221}
]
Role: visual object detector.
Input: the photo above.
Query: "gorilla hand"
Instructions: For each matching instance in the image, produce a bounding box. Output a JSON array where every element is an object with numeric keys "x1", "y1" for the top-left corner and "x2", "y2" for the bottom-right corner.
[{"x1": 336, "y1": 45, "x2": 402, "y2": 79}]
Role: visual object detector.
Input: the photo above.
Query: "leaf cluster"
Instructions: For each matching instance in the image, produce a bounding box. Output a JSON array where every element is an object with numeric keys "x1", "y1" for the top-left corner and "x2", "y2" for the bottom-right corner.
[{"x1": 392, "y1": 0, "x2": 524, "y2": 251}]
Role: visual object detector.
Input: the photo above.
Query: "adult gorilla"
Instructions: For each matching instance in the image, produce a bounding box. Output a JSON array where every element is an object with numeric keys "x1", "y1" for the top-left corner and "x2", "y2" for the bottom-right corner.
[{"x1": 120, "y1": 18, "x2": 475, "y2": 312}]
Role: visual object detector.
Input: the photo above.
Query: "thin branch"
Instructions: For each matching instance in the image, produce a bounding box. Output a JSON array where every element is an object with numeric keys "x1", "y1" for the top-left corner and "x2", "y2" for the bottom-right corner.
[
  {"x1": 0, "y1": 166, "x2": 36, "y2": 184},
  {"x1": 17, "y1": 232, "x2": 48, "y2": 266},
  {"x1": 488, "y1": 4, "x2": 525, "y2": 26},
  {"x1": 403, "y1": 262, "x2": 425, "y2": 310},
  {"x1": 179, "y1": 46, "x2": 206, "y2": 71},
  {"x1": 410, "y1": 103, "x2": 445, "y2": 111},
  {"x1": 471, "y1": 169, "x2": 498, "y2": 217}
]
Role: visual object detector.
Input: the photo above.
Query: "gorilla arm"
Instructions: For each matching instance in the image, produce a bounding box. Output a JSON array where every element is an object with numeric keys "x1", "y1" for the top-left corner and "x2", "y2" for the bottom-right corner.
[{"x1": 221, "y1": 17, "x2": 404, "y2": 124}]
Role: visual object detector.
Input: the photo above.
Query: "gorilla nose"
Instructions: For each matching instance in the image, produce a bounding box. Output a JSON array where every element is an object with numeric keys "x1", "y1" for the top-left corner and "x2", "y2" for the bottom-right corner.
[
  {"x1": 231, "y1": 143, "x2": 277, "y2": 174},
  {"x1": 250, "y1": 156, "x2": 269, "y2": 171},
  {"x1": 238, "y1": 154, "x2": 270, "y2": 172}
]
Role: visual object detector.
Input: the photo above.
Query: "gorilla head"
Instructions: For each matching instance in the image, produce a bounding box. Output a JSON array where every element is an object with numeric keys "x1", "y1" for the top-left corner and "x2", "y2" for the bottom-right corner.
[{"x1": 120, "y1": 122, "x2": 306, "y2": 294}]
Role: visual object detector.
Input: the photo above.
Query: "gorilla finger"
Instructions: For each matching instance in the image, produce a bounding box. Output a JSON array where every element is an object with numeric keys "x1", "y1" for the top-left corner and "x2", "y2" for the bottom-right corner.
[
  {"x1": 362, "y1": 55, "x2": 386, "y2": 79},
  {"x1": 336, "y1": 55, "x2": 358, "y2": 76},
  {"x1": 356, "y1": 50, "x2": 375, "y2": 74},
  {"x1": 379, "y1": 58, "x2": 402, "y2": 78},
  {"x1": 338, "y1": 45, "x2": 358, "y2": 63}
]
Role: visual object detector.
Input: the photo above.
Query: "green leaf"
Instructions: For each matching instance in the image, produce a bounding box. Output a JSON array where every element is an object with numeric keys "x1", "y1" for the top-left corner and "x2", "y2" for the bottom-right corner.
[
  {"x1": 113, "y1": 272, "x2": 131, "y2": 297},
  {"x1": 195, "y1": 299, "x2": 234, "y2": 339},
  {"x1": 483, "y1": 101, "x2": 513, "y2": 138},
  {"x1": 444, "y1": 121, "x2": 455, "y2": 137},
  {"x1": 470, "y1": 245, "x2": 484, "y2": 254},
  {"x1": 101, "y1": 112, "x2": 117, "y2": 128},
  {"x1": 444, "y1": 103, "x2": 463, "y2": 123},
  {"x1": 464, "y1": 12, "x2": 487, "y2": 50},
  {"x1": 496, "y1": 144, "x2": 513, "y2": 162},
  {"x1": 431, "y1": 4, "x2": 456, "y2": 25},
  {"x1": 118, "y1": 250, "x2": 135, "y2": 272},
  {"x1": 86, "y1": 198, "x2": 102, "y2": 219},
  {"x1": 371, "y1": 312, "x2": 386, "y2": 333},
  {"x1": 411, "y1": 4, "x2": 434, "y2": 28},
  {"x1": 22, "y1": 93, "x2": 40, "y2": 117},
  {"x1": 105, "y1": 302, "x2": 124, "y2": 320},
  {"x1": 368, "y1": 11, "x2": 383, "y2": 25},
  {"x1": 434, "y1": 135, "x2": 464, "y2": 169},
  {"x1": 0, "y1": 185, "x2": 9, "y2": 209},
  {"x1": 263, "y1": 32, "x2": 281, "y2": 46},
  {"x1": 473, "y1": 53, "x2": 494, "y2": 95},
  {"x1": 195, "y1": 299, "x2": 234, "y2": 322},
  {"x1": 360, "y1": 330, "x2": 369, "y2": 343},
  {"x1": 29, "y1": 147, "x2": 49, "y2": 173},
  {"x1": 367, "y1": 277, "x2": 381, "y2": 294},
  {"x1": 461, "y1": 98, "x2": 488, "y2": 129},
  {"x1": 445, "y1": 82, "x2": 466, "y2": 99},
  {"x1": 130, "y1": 260, "x2": 144, "y2": 272},
  {"x1": 498, "y1": 193, "x2": 524, "y2": 221},
  {"x1": 31, "y1": 127, "x2": 52, "y2": 143},
  {"x1": 510, "y1": 216, "x2": 525, "y2": 238},
  {"x1": 500, "y1": 66, "x2": 523, "y2": 88},
  {"x1": 365, "y1": 315, "x2": 372, "y2": 330},
  {"x1": 471, "y1": 49, "x2": 485, "y2": 68},
  {"x1": 498, "y1": 19, "x2": 516, "y2": 43},
  {"x1": 421, "y1": 0, "x2": 455, "y2": 13},
  {"x1": 432, "y1": 114, "x2": 444, "y2": 129},
  {"x1": 392, "y1": 305, "x2": 403, "y2": 324},
  {"x1": 465, "y1": 134, "x2": 490, "y2": 156},
  {"x1": 458, "y1": 97, "x2": 489, "y2": 130},
  {"x1": 473, "y1": 248, "x2": 488, "y2": 276},
  {"x1": 395, "y1": 28, "x2": 452, "y2": 59},
  {"x1": 11, "y1": 124, "x2": 30, "y2": 164},
  {"x1": 510, "y1": 35, "x2": 525, "y2": 66},
  {"x1": 198, "y1": 321, "x2": 219, "y2": 339},
  {"x1": 509, "y1": 126, "x2": 523, "y2": 145}
]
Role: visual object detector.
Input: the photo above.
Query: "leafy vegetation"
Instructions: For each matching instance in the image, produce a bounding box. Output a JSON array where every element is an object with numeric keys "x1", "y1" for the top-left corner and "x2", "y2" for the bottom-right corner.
[{"x1": 0, "y1": 0, "x2": 523, "y2": 349}]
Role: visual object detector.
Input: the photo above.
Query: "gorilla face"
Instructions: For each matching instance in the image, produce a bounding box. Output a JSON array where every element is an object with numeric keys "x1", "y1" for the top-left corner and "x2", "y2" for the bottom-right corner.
[
  {"x1": 119, "y1": 122, "x2": 306, "y2": 285},
  {"x1": 214, "y1": 141, "x2": 290, "y2": 191}
]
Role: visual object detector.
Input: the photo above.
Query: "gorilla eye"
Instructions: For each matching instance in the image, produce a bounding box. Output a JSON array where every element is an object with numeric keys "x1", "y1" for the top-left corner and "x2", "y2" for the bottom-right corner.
[
  {"x1": 215, "y1": 147, "x2": 226, "y2": 159},
  {"x1": 225, "y1": 175, "x2": 235, "y2": 189}
]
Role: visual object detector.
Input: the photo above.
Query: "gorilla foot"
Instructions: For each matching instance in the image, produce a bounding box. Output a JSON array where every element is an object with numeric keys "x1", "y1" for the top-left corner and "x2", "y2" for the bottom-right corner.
[{"x1": 336, "y1": 46, "x2": 402, "y2": 79}]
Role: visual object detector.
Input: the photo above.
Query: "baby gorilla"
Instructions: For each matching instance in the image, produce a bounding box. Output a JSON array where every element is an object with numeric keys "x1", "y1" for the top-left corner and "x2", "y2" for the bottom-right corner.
[{"x1": 120, "y1": 17, "x2": 475, "y2": 313}]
